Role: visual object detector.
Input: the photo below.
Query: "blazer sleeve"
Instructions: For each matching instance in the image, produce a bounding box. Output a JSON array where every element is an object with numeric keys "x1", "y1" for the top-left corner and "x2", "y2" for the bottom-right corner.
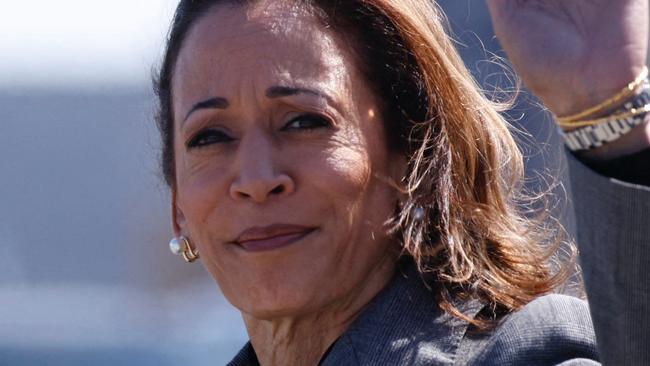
[
  {"x1": 565, "y1": 150, "x2": 650, "y2": 366},
  {"x1": 458, "y1": 294, "x2": 599, "y2": 365}
]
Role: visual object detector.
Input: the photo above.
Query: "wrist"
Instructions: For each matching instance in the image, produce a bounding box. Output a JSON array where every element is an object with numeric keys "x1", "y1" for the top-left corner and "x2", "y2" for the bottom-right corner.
[
  {"x1": 577, "y1": 115, "x2": 650, "y2": 161},
  {"x1": 544, "y1": 65, "x2": 647, "y2": 118},
  {"x1": 557, "y1": 66, "x2": 650, "y2": 159}
]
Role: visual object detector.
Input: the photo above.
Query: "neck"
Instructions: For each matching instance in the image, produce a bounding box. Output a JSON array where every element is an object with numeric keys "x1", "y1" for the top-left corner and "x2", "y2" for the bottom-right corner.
[
  {"x1": 244, "y1": 315, "x2": 341, "y2": 366},
  {"x1": 243, "y1": 259, "x2": 396, "y2": 366}
]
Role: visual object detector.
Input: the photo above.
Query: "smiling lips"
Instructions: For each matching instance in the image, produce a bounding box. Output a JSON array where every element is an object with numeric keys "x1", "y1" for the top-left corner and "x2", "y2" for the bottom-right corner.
[{"x1": 234, "y1": 224, "x2": 315, "y2": 252}]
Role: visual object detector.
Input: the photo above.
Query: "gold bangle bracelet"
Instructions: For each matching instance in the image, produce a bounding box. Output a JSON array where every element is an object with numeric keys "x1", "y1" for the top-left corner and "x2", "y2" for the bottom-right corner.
[
  {"x1": 556, "y1": 66, "x2": 649, "y2": 123},
  {"x1": 558, "y1": 103, "x2": 650, "y2": 128}
]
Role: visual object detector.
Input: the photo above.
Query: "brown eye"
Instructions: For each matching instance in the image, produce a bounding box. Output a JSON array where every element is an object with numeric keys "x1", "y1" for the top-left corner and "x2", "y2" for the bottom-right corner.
[
  {"x1": 282, "y1": 114, "x2": 331, "y2": 131},
  {"x1": 187, "y1": 129, "x2": 234, "y2": 148}
]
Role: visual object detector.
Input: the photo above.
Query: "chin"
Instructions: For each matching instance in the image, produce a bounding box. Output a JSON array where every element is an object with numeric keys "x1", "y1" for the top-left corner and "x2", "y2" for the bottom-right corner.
[
  {"x1": 233, "y1": 280, "x2": 330, "y2": 320},
  {"x1": 206, "y1": 235, "x2": 342, "y2": 319}
]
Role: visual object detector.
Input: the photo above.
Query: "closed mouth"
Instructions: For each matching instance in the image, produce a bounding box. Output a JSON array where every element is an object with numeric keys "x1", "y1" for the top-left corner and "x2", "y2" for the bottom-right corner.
[{"x1": 234, "y1": 224, "x2": 316, "y2": 252}]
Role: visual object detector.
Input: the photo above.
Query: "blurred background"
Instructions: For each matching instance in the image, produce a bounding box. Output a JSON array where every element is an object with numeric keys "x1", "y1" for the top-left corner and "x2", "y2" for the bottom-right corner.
[{"x1": 0, "y1": 1, "x2": 568, "y2": 365}]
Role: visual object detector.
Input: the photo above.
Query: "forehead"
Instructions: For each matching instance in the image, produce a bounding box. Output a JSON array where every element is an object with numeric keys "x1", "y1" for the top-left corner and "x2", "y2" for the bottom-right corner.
[{"x1": 172, "y1": 1, "x2": 357, "y2": 112}]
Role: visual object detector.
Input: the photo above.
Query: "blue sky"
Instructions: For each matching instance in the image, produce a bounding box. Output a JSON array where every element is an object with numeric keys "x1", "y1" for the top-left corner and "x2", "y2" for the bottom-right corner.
[{"x1": 0, "y1": 0, "x2": 178, "y2": 89}]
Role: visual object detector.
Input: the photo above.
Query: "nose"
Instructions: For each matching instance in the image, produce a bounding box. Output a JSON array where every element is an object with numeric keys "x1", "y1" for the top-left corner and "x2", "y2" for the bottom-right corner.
[{"x1": 229, "y1": 133, "x2": 295, "y2": 203}]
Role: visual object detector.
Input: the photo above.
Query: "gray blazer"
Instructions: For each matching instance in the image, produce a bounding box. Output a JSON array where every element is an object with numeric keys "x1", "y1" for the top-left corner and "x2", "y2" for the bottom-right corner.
[
  {"x1": 227, "y1": 152, "x2": 650, "y2": 365},
  {"x1": 565, "y1": 151, "x2": 650, "y2": 366}
]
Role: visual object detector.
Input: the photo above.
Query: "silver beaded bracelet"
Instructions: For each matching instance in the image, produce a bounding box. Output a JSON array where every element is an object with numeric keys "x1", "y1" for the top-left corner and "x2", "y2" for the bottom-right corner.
[{"x1": 562, "y1": 85, "x2": 650, "y2": 152}]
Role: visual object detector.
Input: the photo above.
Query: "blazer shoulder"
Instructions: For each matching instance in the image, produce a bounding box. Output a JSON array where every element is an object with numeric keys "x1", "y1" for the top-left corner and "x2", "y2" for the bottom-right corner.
[{"x1": 460, "y1": 294, "x2": 599, "y2": 365}]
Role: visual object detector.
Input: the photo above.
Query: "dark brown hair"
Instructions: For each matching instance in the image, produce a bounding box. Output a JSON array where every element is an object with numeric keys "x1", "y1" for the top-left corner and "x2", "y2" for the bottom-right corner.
[{"x1": 154, "y1": 0, "x2": 574, "y2": 327}]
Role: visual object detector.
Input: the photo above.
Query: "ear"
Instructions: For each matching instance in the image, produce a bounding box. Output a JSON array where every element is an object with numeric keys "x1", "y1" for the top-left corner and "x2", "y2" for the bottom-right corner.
[{"x1": 171, "y1": 185, "x2": 186, "y2": 237}]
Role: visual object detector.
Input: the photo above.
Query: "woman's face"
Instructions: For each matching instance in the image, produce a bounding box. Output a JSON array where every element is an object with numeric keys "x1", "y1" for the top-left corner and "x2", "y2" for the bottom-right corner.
[{"x1": 172, "y1": 1, "x2": 405, "y2": 319}]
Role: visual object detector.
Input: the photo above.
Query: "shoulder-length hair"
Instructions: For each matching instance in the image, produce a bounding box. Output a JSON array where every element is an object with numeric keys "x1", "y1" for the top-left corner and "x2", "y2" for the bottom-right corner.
[{"x1": 155, "y1": 0, "x2": 574, "y2": 327}]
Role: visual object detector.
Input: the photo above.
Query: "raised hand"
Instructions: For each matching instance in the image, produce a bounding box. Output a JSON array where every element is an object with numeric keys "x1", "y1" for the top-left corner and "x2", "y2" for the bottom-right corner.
[{"x1": 486, "y1": 0, "x2": 648, "y2": 118}]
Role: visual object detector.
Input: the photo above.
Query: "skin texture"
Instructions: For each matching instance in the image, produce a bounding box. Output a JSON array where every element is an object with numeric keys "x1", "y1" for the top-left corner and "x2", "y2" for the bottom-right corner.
[
  {"x1": 165, "y1": 1, "x2": 647, "y2": 364},
  {"x1": 487, "y1": 0, "x2": 650, "y2": 159},
  {"x1": 171, "y1": 2, "x2": 404, "y2": 364}
]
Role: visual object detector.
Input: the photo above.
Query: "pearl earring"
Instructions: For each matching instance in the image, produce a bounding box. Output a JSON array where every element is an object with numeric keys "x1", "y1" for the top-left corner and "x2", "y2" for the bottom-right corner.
[
  {"x1": 413, "y1": 206, "x2": 425, "y2": 221},
  {"x1": 169, "y1": 236, "x2": 200, "y2": 263}
]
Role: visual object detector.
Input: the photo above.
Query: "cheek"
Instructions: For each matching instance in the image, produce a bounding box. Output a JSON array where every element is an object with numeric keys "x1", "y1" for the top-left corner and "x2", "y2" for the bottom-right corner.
[
  {"x1": 315, "y1": 142, "x2": 396, "y2": 247},
  {"x1": 174, "y1": 150, "x2": 232, "y2": 245},
  {"x1": 313, "y1": 125, "x2": 376, "y2": 206},
  {"x1": 310, "y1": 137, "x2": 387, "y2": 231},
  {"x1": 322, "y1": 146, "x2": 371, "y2": 199},
  {"x1": 326, "y1": 135, "x2": 401, "y2": 261}
]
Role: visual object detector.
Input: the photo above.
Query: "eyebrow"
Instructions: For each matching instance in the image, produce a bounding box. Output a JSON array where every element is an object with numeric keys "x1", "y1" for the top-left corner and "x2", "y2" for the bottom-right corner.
[
  {"x1": 266, "y1": 86, "x2": 324, "y2": 99},
  {"x1": 183, "y1": 86, "x2": 330, "y2": 123},
  {"x1": 184, "y1": 97, "x2": 229, "y2": 122}
]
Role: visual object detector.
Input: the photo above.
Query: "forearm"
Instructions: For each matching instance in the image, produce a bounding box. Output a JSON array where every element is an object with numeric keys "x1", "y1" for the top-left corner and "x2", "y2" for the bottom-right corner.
[
  {"x1": 565, "y1": 152, "x2": 650, "y2": 365},
  {"x1": 487, "y1": 2, "x2": 650, "y2": 364}
]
